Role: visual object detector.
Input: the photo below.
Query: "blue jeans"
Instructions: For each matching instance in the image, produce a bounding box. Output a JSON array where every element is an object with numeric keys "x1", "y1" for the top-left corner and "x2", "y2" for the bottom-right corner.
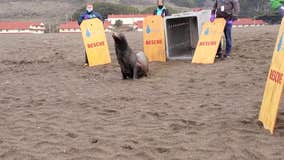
[{"x1": 217, "y1": 22, "x2": 232, "y2": 56}]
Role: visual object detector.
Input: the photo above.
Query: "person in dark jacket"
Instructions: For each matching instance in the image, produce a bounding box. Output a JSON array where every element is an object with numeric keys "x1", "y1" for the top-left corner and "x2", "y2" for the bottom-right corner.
[
  {"x1": 78, "y1": 3, "x2": 104, "y2": 65},
  {"x1": 210, "y1": 0, "x2": 240, "y2": 59},
  {"x1": 153, "y1": 0, "x2": 170, "y2": 17},
  {"x1": 78, "y1": 3, "x2": 104, "y2": 25}
]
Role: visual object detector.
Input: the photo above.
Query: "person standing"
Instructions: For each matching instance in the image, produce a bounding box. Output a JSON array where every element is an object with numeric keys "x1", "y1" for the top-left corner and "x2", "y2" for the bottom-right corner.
[
  {"x1": 153, "y1": 0, "x2": 170, "y2": 17},
  {"x1": 78, "y1": 3, "x2": 104, "y2": 65},
  {"x1": 210, "y1": 0, "x2": 240, "y2": 59}
]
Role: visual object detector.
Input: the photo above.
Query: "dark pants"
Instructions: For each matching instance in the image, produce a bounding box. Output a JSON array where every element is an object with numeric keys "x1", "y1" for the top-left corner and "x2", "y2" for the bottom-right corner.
[
  {"x1": 85, "y1": 51, "x2": 88, "y2": 64},
  {"x1": 217, "y1": 22, "x2": 232, "y2": 57}
]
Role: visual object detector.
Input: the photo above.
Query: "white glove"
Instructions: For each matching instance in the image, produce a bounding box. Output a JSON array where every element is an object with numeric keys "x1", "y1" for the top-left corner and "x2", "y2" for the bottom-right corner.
[{"x1": 280, "y1": 6, "x2": 284, "y2": 17}]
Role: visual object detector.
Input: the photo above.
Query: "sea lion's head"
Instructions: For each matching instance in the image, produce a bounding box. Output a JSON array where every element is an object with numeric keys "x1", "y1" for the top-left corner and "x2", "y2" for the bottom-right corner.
[
  {"x1": 112, "y1": 32, "x2": 128, "y2": 50},
  {"x1": 112, "y1": 32, "x2": 126, "y2": 43}
]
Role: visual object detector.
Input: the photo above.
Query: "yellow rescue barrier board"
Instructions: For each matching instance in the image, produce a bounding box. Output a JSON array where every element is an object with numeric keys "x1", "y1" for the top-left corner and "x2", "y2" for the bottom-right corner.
[
  {"x1": 259, "y1": 18, "x2": 284, "y2": 134},
  {"x1": 143, "y1": 15, "x2": 166, "y2": 62},
  {"x1": 80, "y1": 18, "x2": 111, "y2": 67},
  {"x1": 192, "y1": 18, "x2": 226, "y2": 64}
]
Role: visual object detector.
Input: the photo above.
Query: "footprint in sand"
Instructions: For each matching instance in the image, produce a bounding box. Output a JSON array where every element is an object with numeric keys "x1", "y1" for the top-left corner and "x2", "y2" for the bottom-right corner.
[
  {"x1": 89, "y1": 138, "x2": 98, "y2": 144},
  {"x1": 66, "y1": 132, "x2": 78, "y2": 139},
  {"x1": 156, "y1": 147, "x2": 170, "y2": 154},
  {"x1": 121, "y1": 144, "x2": 134, "y2": 150}
]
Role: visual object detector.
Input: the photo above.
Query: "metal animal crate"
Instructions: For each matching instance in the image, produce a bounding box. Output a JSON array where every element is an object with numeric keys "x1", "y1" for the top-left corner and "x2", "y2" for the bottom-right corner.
[{"x1": 164, "y1": 10, "x2": 210, "y2": 60}]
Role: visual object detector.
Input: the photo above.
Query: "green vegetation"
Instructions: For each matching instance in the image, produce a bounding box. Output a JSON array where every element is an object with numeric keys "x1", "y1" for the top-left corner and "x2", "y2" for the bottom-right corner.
[
  {"x1": 140, "y1": 6, "x2": 177, "y2": 14},
  {"x1": 114, "y1": 20, "x2": 123, "y2": 28},
  {"x1": 170, "y1": 0, "x2": 207, "y2": 7},
  {"x1": 170, "y1": 0, "x2": 274, "y2": 17},
  {"x1": 71, "y1": 0, "x2": 280, "y2": 24},
  {"x1": 71, "y1": 2, "x2": 177, "y2": 21},
  {"x1": 72, "y1": 2, "x2": 140, "y2": 20}
]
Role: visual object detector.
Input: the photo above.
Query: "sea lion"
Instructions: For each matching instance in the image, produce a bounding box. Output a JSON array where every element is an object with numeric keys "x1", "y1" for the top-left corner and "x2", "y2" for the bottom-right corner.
[{"x1": 112, "y1": 33, "x2": 149, "y2": 80}]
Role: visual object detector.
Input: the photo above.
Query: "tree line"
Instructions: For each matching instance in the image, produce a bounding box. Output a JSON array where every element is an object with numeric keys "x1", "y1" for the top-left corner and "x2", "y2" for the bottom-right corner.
[
  {"x1": 72, "y1": 1, "x2": 281, "y2": 24},
  {"x1": 72, "y1": 2, "x2": 178, "y2": 21}
]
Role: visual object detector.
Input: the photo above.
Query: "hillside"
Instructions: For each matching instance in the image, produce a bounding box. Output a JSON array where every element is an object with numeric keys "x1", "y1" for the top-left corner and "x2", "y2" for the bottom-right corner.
[
  {"x1": 0, "y1": 0, "x2": 274, "y2": 24},
  {"x1": 0, "y1": 0, "x2": 88, "y2": 23},
  {"x1": 0, "y1": 0, "x2": 152, "y2": 24},
  {"x1": 0, "y1": 0, "x2": 201, "y2": 24}
]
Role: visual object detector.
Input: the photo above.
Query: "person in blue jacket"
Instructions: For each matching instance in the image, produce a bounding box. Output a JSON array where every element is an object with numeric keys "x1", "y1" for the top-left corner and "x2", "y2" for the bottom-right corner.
[
  {"x1": 153, "y1": 0, "x2": 170, "y2": 17},
  {"x1": 78, "y1": 3, "x2": 104, "y2": 65}
]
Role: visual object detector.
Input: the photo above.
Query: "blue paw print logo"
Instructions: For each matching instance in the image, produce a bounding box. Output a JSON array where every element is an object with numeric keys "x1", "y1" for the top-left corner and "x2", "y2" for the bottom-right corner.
[
  {"x1": 146, "y1": 25, "x2": 151, "y2": 34},
  {"x1": 86, "y1": 27, "x2": 91, "y2": 37},
  {"x1": 277, "y1": 32, "x2": 283, "y2": 52},
  {"x1": 204, "y1": 28, "x2": 209, "y2": 35}
]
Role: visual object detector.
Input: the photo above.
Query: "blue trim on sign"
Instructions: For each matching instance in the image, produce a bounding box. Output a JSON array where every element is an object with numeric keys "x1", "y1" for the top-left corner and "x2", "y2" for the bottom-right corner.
[
  {"x1": 86, "y1": 28, "x2": 91, "y2": 37},
  {"x1": 146, "y1": 25, "x2": 151, "y2": 34},
  {"x1": 277, "y1": 33, "x2": 283, "y2": 52},
  {"x1": 204, "y1": 28, "x2": 209, "y2": 35}
]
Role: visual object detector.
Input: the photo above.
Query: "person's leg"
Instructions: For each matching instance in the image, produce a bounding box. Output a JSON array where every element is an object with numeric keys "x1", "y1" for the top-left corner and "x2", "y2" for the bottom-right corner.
[
  {"x1": 216, "y1": 29, "x2": 225, "y2": 58},
  {"x1": 85, "y1": 50, "x2": 88, "y2": 64},
  {"x1": 216, "y1": 43, "x2": 222, "y2": 57},
  {"x1": 224, "y1": 23, "x2": 232, "y2": 57}
]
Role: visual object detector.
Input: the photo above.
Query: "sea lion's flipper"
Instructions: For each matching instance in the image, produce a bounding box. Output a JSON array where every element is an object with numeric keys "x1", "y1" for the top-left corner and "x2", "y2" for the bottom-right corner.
[
  {"x1": 122, "y1": 72, "x2": 127, "y2": 79},
  {"x1": 136, "y1": 51, "x2": 149, "y2": 73},
  {"x1": 133, "y1": 66, "x2": 138, "y2": 80}
]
